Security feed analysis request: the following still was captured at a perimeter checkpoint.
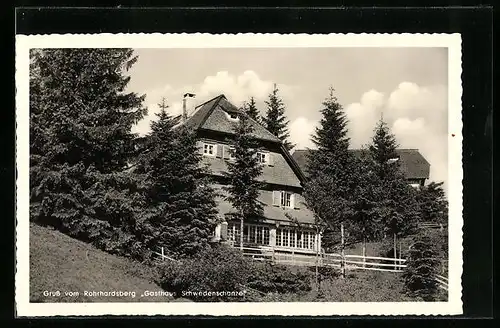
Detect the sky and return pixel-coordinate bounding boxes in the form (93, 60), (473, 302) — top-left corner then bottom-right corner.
(126, 47), (449, 192)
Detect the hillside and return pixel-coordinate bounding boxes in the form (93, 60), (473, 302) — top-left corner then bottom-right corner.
(30, 223), (190, 303)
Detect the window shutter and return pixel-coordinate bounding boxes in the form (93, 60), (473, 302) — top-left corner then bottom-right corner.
(293, 194), (300, 209)
(290, 193), (296, 209)
(215, 144), (223, 158)
(197, 141), (204, 154)
(267, 153), (274, 166)
(223, 145), (230, 159)
(272, 191), (280, 206)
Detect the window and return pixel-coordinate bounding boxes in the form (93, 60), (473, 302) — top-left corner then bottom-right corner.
(224, 110), (240, 121)
(273, 191), (296, 209)
(228, 222), (270, 246)
(257, 152), (267, 164)
(203, 143), (216, 157)
(228, 147), (236, 160)
(275, 228), (316, 250)
(281, 192), (292, 207)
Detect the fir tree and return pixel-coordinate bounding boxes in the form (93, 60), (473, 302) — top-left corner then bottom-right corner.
(349, 153), (386, 250)
(303, 87), (357, 252)
(262, 84), (295, 151)
(403, 232), (440, 301)
(140, 108), (219, 258)
(416, 181), (448, 225)
(243, 97), (260, 123)
(368, 119), (420, 241)
(223, 113), (264, 250)
(369, 119), (400, 180)
(29, 49), (147, 259)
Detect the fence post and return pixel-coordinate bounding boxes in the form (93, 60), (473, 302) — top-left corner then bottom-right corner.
(341, 222), (346, 278)
(362, 238), (366, 268)
(292, 249), (295, 265)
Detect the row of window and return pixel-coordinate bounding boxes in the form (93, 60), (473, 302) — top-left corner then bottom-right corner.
(202, 142), (272, 165)
(276, 228), (316, 250)
(226, 223), (316, 250)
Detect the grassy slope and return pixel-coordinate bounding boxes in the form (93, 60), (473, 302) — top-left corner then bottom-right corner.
(30, 223), (190, 303)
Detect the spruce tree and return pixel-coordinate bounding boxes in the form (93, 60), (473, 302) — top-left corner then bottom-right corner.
(243, 97), (260, 123)
(303, 87), (358, 252)
(262, 84), (295, 151)
(368, 119), (420, 242)
(223, 113), (264, 250)
(140, 108), (219, 258)
(416, 181), (448, 225)
(29, 49), (147, 259)
(403, 232), (440, 301)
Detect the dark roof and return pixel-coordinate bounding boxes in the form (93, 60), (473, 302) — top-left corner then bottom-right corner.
(183, 94), (280, 143)
(292, 148), (431, 180)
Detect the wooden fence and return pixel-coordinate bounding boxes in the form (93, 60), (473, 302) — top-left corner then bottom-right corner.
(152, 245), (448, 292)
(239, 245), (407, 272)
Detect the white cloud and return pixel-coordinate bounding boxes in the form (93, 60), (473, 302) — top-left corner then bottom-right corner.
(132, 70), (296, 135)
(345, 89), (385, 148)
(289, 117), (317, 151)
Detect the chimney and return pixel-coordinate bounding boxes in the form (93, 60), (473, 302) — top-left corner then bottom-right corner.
(182, 93), (196, 122)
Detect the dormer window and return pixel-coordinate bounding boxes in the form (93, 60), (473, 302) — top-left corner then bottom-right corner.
(224, 110), (240, 121)
(257, 152), (267, 164)
(387, 157), (400, 164)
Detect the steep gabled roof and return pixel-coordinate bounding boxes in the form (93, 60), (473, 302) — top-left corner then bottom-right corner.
(178, 94), (306, 184)
(183, 94), (281, 143)
(292, 148), (431, 180)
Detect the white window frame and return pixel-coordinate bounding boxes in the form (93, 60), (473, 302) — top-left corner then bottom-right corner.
(228, 146), (236, 160)
(227, 222), (270, 246)
(257, 152), (268, 164)
(203, 142), (216, 157)
(224, 111), (240, 122)
(275, 228), (316, 250)
(273, 190), (296, 209)
(281, 191), (293, 208)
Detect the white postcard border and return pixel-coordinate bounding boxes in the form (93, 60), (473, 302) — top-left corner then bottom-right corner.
(15, 33), (463, 317)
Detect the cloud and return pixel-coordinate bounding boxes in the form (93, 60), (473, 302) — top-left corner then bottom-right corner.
(345, 89), (385, 148)
(345, 82), (448, 192)
(132, 70), (296, 135)
(289, 117), (317, 150)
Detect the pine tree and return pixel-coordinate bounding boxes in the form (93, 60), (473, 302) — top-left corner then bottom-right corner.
(403, 232), (440, 301)
(223, 113), (264, 250)
(243, 97), (260, 123)
(139, 108), (219, 258)
(303, 87), (358, 252)
(29, 49), (147, 259)
(262, 84), (295, 151)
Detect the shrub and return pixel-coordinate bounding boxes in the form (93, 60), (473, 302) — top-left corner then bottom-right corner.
(402, 232), (440, 301)
(247, 262), (313, 294)
(156, 245), (252, 302)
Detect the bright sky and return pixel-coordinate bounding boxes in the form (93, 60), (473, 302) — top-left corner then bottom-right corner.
(127, 47), (448, 191)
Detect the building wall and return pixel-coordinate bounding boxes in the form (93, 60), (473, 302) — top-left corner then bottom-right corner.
(196, 137), (302, 188)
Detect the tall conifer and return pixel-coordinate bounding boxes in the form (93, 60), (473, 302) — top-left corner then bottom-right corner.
(262, 84), (295, 151)
(223, 114), (263, 250)
(30, 49), (147, 259)
(243, 97), (260, 123)
(303, 87), (357, 251)
(139, 107), (219, 258)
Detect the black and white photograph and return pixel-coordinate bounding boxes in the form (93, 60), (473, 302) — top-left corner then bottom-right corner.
(16, 34), (463, 316)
